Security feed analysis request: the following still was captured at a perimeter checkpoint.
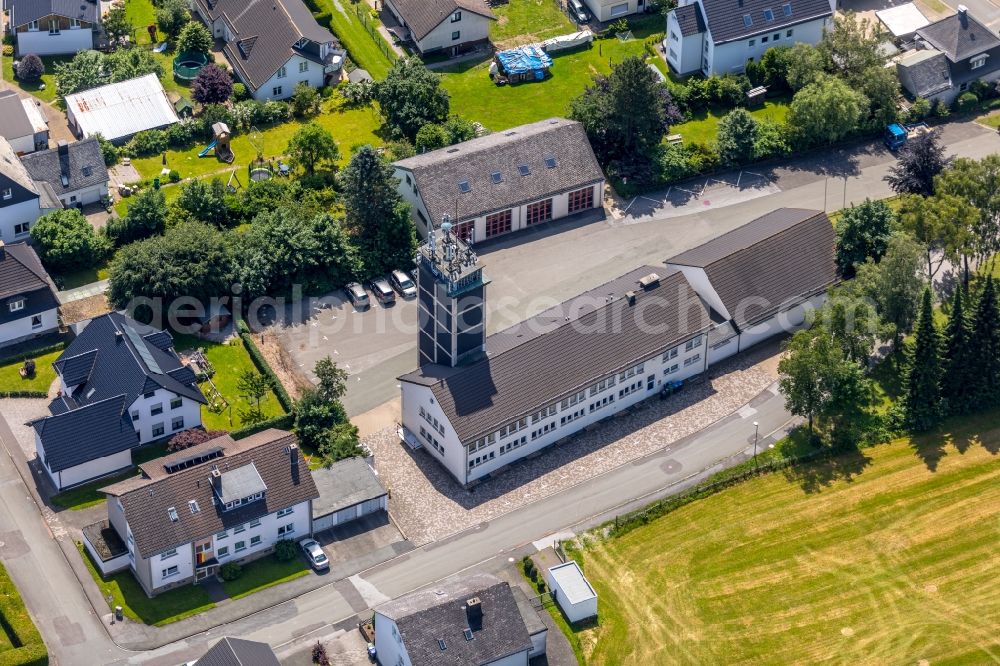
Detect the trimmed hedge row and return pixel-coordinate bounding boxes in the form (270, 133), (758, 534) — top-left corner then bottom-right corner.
(0, 562), (47, 666)
(0, 391), (47, 399)
(236, 321), (293, 413)
(231, 413), (295, 440)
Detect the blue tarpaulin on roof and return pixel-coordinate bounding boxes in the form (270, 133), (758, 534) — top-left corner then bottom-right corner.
(496, 45), (553, 76)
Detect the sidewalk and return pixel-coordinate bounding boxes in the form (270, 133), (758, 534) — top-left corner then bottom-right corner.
(58, 279), (108, 305)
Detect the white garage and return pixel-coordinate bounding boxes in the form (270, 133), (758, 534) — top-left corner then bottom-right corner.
(545, 561), (597, 623)
(311, 457), (388, 534)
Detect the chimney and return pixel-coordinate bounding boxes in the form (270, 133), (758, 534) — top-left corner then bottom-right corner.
(57, 140), (69, 156)
(958, 4), (968, 24)
(288, 443), (299, 467)
(625, 290), (637, 306)
(115, 330), (123, 343)
(465, 597), (483, 629)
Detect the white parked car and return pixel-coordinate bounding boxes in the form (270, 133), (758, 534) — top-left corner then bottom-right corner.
(299, 538), (329, 570)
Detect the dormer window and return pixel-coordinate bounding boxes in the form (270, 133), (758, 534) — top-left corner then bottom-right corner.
(9, 299), (25, 313)
(295, 37), (309, 49)
(971, 53), (989, 69)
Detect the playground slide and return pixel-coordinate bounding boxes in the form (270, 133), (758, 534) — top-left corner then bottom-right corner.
(198, 139), (218, 158)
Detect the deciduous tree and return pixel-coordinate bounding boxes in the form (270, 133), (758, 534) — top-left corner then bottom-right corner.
(897, 193), (975, 280)
(106, 47), (163, 83)
(934, 155), (1000, 275)
(16, 54), (44, 82)
(788, 76), (866, 145)
(106, 189), (168, 245)
(191, 64), (233, 105)
(852, 233), (925, 350)
(716, 108), (758, 165)
(315, 356), (348, 402)
(102, 6), (131, 45)
(286, 123), (339, 175)
(176, 21), (212, 55)
(174, 177), (231, 228)
(374, 57), (450, 141)
(835, 198), (896, 277)
(29, 209), (110, 273)
(155, 0), (189, 39)
(885, 130), (946, 196)
(55, 50), (108, 98)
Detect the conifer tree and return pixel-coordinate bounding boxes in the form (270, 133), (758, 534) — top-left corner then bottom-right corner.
(970, 276), (1000, 408)
(905, 287), (943, 430)
(942, 286), (975, 411)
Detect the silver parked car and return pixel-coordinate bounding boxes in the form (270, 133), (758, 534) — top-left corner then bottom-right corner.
(299, 538), (329, 570)
(389, 269), (417, 298)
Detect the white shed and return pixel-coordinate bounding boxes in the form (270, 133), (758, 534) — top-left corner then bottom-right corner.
(64, 74), (179, 144)
(545, 561), (597, 623)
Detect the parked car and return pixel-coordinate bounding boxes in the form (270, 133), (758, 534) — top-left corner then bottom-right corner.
(569, 0), (589, 22)
(370, 278), (396, 305)
(344, 282), (370, 310)
(389, 269), (417, 298)
(299, 538), (329, 570)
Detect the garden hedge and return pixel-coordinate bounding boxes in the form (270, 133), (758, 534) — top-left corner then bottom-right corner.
(236, 321), (293, 412)
(0, 341), (65, 367)
(230, 413), (295, 440)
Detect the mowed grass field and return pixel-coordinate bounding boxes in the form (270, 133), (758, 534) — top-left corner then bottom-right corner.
(571, 421), (1000, 665)
(491, 0), (575, 49)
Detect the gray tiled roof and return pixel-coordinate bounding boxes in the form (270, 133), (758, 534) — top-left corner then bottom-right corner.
(0, 90), (34, 142)
(400, 268), (712, 443)
(195, 0), (335, 91)
(666, 208), (837, 329)
(0, 243), (59, 327)
(0, 137), (39, 208)
(103, 429), (318, 558)
(394, 118), (604, 229)
(196, 637), (280, 666)
(698, 0), (831, 44)
(917, 11), (1000, 61)
(375, 573), (532, 666)
(8, 0), (98, 27)
(896, 49), (953, 98)
(311, 457), (387, 518)
(33, 395), (138, 473)
(674, 3), (706, 37)
(21, 138), (109, 199)
(387, 0), (495, 41)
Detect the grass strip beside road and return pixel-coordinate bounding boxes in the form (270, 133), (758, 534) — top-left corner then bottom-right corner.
(220, 554), (310, 600)
(0, 562), (47, 665)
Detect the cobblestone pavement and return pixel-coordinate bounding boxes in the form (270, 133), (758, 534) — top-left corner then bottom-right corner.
(0, 397), (50, 459)
(365, 342), (784, 546)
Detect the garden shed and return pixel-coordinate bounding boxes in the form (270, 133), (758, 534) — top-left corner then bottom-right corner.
(311, 457), (388, 533)
(64, 73), (179, 144)
(545, 561), (597, 623)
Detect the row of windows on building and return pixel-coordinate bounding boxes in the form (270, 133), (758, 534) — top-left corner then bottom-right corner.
(418, 406), (446, 437)
(136, 397), (184, 421)
(419, 424), (445, 456)
(747, 28), (794, 47)
(151, 417), (185, 438)
(25, 17), (85, 31)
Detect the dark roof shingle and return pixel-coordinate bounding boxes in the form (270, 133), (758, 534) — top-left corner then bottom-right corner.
(21, 138), (109, 198)
(666, 208), (837, 328)
(916, 10), (1000, 61)
(400, 267), (712, 443)
(387, 0), (495, 41)
(196, 637), (280, 666)
(394, 118), (604, 229)
(33, 395), (138, 472)
(106, 429), (318, 558)
(697, 0), (831, 44)
(0, 243), (58, 327)
(9, 0), (98, 27)
(375, 573), (532, 666)
(674, 3), (706, 37)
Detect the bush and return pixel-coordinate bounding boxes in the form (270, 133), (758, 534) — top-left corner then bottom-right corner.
(165, 118), (200, 147)
(29, 209), (110, 272)
(907, 97), (931, 122)
(177, 21), (212, 56)
(220, 562), (242, 581)
(236, 321), (293, 411)
(312, 641), (330, 665)
(232, 82), (249, 101)
(124, 129), (168, 157)
(16, 53), (44, 81)
(192, 64), (233, 105)
(166, 428), (227, 452)
(341, 80), (375, 107)
(290, 82), (321, 117)
(955, 91), (979, 113)
(274, 539), (297, 562)
(94, 133), (119, 167)
(933, 98), (950, 118)
(168, 169), (181, 183)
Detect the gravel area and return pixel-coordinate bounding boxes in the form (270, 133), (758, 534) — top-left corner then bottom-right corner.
(0, 397), (50, 459)
(365, 342), (784, 545)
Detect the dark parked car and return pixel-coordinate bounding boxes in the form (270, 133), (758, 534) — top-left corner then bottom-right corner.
(389, 269), (417, 298)
(370, 278), (396, 305)
(344, 282), (370, 310)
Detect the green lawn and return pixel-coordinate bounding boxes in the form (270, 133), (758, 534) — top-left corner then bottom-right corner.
(78, 542), (215, 626)
(130, 97), (382, 181)
(491, 0), (575, 48)
(2, 54), (69, 104)
(172, 335), (287, 431)
(0, 349), (60, 395)
(51, 442), (168, 511)
(317, 0), (395, 79)
(50, 263), (110, 291)
(221, 554), (310, 600)
(442, 18), (660, 131)
(125, 0), (158, 45)
(566, 416), (1000, 665)
(672, 95), (792, 145)
(0, 562), (48, 665)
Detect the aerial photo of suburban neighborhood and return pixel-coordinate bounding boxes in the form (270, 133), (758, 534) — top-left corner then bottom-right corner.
(0, 0), (999, 662)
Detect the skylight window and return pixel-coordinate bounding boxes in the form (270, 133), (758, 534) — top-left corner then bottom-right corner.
(782, 3), (792, 16)
(490, 171), (503, 184)
(544, 156), (557, 168)
(763, 8), (774, 21)
(167, 507), (178, 522)
(438, 639), (447, 651)
(189, 500), (200, 514)
(743, 14), (752, 27)
(458, 180), (471, 193)
(518, 164), (531, 176)
(464, 628), (474, 641)
(82, 166), (92, 177)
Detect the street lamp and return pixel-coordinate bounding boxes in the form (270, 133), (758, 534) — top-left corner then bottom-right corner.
(752, 421), (759, 471)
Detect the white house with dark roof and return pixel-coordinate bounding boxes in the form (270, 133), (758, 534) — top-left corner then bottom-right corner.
(92, 429), (317, 596)
(191, 0), (345, 101)
(373, 573), (546, 666)
(665, 0), (832, 76)
(7, 0), (99, 56)
(0, 136), (60, 242)
(21, 138), (109, 209)
(0, 90), (48, 155)
(398, 208), (836, 487)
(393, 117), (605, 243)
(0, 242), (60, 349)
(385, 0), (495, 57)
(30, 312), (207, 490)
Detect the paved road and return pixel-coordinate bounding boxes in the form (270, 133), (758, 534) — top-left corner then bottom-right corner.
(3, 119), (1000, 664)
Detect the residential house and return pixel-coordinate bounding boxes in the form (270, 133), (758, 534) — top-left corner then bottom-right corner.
(393, 117), (605, 242)
(6, 0), (98, 56)
(21, 138), (109, 209)
(665, 0), (832, 76)
(92, 429), (318, 596)
(195, 637), (280, 665)
(190, 0), (346, 101)
(64, 74), (179, 144)
(898, 6), (1000, 104)
(0, 136), (60, 243)
(398, 208), (836, 488)
(0, 90), (49, 154)
(384, 0), (494, 57)
(581, 0), (648, 22)
(0, 242), (60, 349)
(373, 573), (547, 666)
(31, 312), (207, 490)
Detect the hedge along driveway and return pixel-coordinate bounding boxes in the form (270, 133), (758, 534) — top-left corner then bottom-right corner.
(128, 99), (383, 182)
(316, 0), (395, 79)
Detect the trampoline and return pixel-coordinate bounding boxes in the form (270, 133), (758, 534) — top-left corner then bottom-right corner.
(173, 52), (209, 81)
